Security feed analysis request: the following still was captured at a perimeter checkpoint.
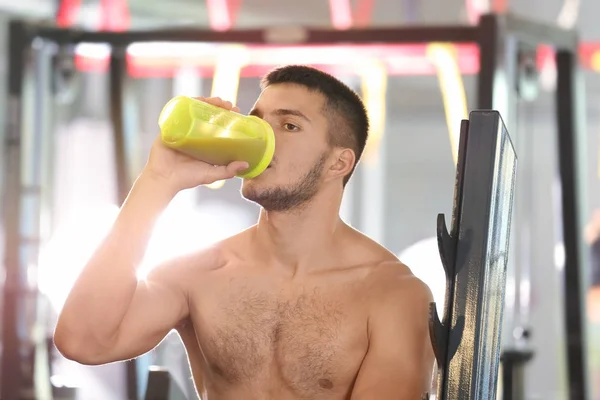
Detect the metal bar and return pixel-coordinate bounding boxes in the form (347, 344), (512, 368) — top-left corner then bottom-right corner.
(500, 41), (534, 400)
(503, 13), (577, 50)
(144, 367), (186, 400)
(109, 47), (131, 204)
(443, 111), (517, 400)
(431, 120), (470, 400)
(32, 25), (479, 45)
(501, 350), (534, 400)
(479, 14), (540, 400)
(31, 39), (55, 400)
(555, 48), (590, 400)
(476, 13), (499, 110)
(477, 13), (519, 126)
(1, 20), (31, 400)
(108, 46), (138, 400)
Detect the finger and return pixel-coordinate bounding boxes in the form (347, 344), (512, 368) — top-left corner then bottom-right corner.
(232, 106), (241, 113)
(203, 165), (234, 184)
(209, 97), (223, 105)
(226, 161), (250, 174)
(193, 96), (206, 101)
(204, 97), (235, 110)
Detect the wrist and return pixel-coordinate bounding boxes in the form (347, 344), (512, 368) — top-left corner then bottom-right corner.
(138, 169), (180, 198)
(115, 172), (177, 231)
(120, 172), (179, 216)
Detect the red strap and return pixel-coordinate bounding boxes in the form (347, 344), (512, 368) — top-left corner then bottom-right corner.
(206, 0), (243, 31)
(99, 0), (131, 31)
(56, 0), (81, 27)
(329, 0), (376, 29)
(354, 0), (375, 27)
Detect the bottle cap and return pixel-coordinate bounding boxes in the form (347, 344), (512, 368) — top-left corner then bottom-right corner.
(238, 116), (275, 178)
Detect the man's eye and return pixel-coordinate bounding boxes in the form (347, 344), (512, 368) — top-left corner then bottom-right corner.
(284, 123), (299, 132)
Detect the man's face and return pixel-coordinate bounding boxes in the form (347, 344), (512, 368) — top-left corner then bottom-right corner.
(241, 83), (331, 212)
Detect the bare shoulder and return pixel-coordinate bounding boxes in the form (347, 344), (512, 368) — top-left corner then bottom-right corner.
(365, 261), (434, 307)
(148, 245), (223, 278)
(344, 225), (400, 263)
(342, 226), (432, 301)
(145, 230), (251, 281)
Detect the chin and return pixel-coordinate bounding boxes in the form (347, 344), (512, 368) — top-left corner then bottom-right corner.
(242, 167), (272, 187)
(241, 181), (321, 213)
(241, 178), (267, 201)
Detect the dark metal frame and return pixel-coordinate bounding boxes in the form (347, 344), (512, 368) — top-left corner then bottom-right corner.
(501, 349), (535, 400)
(144, 367), (186, 400)
(476, 14), (588, 400)
(2, 20), (36, 400)
(430, 110), (518, 400)
(555, 47), (589, 400)
(1, 13), (587, 400)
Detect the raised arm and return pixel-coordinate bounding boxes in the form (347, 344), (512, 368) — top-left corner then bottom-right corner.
(54, 172), (185, 364)
(54, 98), (248, 364)
(351, 269), (435, 399)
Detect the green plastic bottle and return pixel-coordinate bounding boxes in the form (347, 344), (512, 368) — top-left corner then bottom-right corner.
(158, 96), (275, 178)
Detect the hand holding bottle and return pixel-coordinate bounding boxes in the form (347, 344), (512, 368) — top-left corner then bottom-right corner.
(144, 97), (249, 193)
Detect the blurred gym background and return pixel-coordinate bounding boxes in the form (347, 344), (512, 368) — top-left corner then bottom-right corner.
(0, 0), (599, 399)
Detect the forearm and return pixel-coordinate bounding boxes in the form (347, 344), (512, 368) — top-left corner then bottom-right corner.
(56, 172), (177, 346)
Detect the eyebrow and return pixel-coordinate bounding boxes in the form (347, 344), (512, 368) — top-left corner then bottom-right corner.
(249, 108), (311, 123)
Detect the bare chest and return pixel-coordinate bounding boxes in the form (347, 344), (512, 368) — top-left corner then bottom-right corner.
(192, 280), (368, 396)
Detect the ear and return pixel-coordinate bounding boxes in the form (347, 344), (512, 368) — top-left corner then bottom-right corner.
(327, 148), (355, 182)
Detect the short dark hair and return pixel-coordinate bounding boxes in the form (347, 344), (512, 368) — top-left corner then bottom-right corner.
(260, 65), (369, 186)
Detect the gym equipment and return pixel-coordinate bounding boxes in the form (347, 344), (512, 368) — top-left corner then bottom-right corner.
(144, 367), (187, 400)
(0, 12), (589, 400)
(430, 111), (517, 399)
(501, 349), (535, 400)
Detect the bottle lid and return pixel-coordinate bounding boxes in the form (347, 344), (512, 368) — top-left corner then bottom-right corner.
(238, 116), (276, 179)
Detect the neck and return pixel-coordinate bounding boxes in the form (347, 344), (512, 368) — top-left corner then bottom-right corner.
(253, 188), (345, 273)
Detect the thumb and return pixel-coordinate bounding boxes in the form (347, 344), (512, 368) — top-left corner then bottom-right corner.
(226, 161), (250, 175)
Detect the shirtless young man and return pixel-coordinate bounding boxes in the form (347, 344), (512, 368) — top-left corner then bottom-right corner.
(54, 65), (435, 399)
